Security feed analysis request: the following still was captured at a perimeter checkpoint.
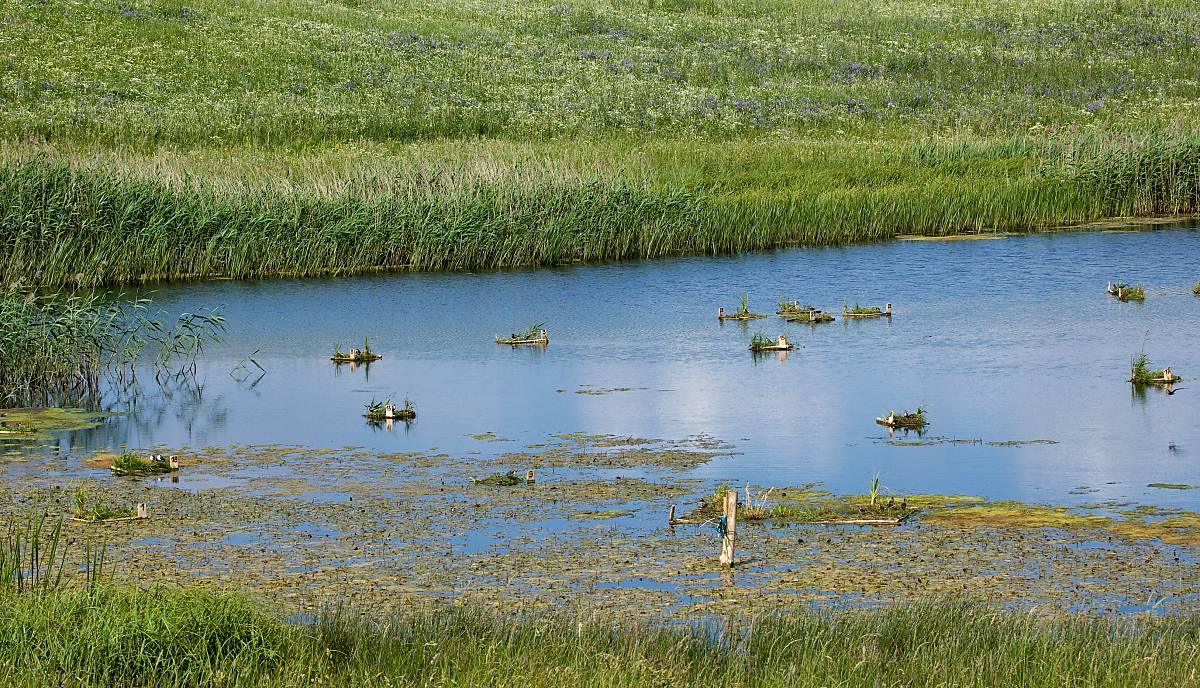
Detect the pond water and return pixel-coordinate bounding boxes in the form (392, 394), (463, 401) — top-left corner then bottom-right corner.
(49, 225), (1200, 507)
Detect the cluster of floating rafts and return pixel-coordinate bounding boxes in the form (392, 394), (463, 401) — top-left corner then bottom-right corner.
(727, 297), (892, 355)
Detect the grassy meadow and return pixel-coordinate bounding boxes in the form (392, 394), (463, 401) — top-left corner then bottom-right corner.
(0, 0), (1198, 284)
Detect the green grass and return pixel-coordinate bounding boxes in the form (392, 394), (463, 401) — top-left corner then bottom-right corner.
(0, 0), (1199, 285)
(3, 585), (1200, 687)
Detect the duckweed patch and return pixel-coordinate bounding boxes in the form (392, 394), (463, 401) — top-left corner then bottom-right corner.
(0, 407), (109, 440)
(1, 439), (1198, 619)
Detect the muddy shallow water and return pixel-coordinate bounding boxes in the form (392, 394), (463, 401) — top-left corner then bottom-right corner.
(4, 225), (1200, 617)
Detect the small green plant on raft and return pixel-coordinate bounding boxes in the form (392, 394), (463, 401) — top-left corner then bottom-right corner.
(1107, 281), (1145, 301)
(1129, 354), (1181, 385)
(110, 453), (178, 477)
(70, 484), (143, 523)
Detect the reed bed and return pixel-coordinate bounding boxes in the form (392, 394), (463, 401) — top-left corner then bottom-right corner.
(0, 285), (223, 404)
(2, 130), (1198, 287)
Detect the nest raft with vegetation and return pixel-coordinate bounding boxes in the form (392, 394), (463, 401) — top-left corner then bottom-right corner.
(718, 293), (767, 321)
(69, 485), (147, 523)
(1129, 354), (1181, 385)
(843, 303), (891, 318)
(496, 323), (549, 345)
(749, 334), (793, 351)
(685, 484), (917, 526)
(779, 301), (835, 323)
(110, 453), (178, 477)
(331, 339), (382, 363)
(1107, 281), (1145, 302)
(1192, 281), (1200, 295)
(364, 399), (416, 421)
(876, 407), (928, 429)
(471, 470), (525, 486)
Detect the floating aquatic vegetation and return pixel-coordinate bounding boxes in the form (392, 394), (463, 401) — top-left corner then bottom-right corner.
(1193, 281), (1200, 295)
(1107, 281), (1145, 301)
(1148, 483), (1199, 490)
(331, 338), (382, 363)
(877, 406), (928, 429)
(110, 453), (179, 477)
(496, 323), (548, 346)
(1129, 353), (1180, 385)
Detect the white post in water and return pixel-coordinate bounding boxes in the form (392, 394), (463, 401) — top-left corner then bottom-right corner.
(720, 489), (737, 567)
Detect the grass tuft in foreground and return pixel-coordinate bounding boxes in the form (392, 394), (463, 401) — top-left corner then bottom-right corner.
(1, 585), (1199, 687)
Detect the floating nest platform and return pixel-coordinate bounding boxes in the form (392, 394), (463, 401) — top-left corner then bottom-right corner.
(365, 408), (416, 421)
(749, 335), (793, 352)
(876, 414), (927, 429)
(332, 352), (382, 363)
(495, 335), (549, 346)
(70, 503), (148, 524)
(810, 512), (915, 526)
(1107, 282), (1145, 302)
(843, 304), (892, 319)
(718, 306), (767, 321)
(471, 470), (529, 486)
(786, 310), (835, 324)
(111, 454), (179, 477)
(1131, 374), (1182, 385)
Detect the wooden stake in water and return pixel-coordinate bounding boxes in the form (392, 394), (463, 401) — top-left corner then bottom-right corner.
(719, 489), (737, 567)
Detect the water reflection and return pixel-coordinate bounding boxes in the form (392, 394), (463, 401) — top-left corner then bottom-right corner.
(40, 225), (1200, 506)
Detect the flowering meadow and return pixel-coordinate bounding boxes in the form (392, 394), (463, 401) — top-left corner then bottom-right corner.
(0, 0), (1198, 282)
